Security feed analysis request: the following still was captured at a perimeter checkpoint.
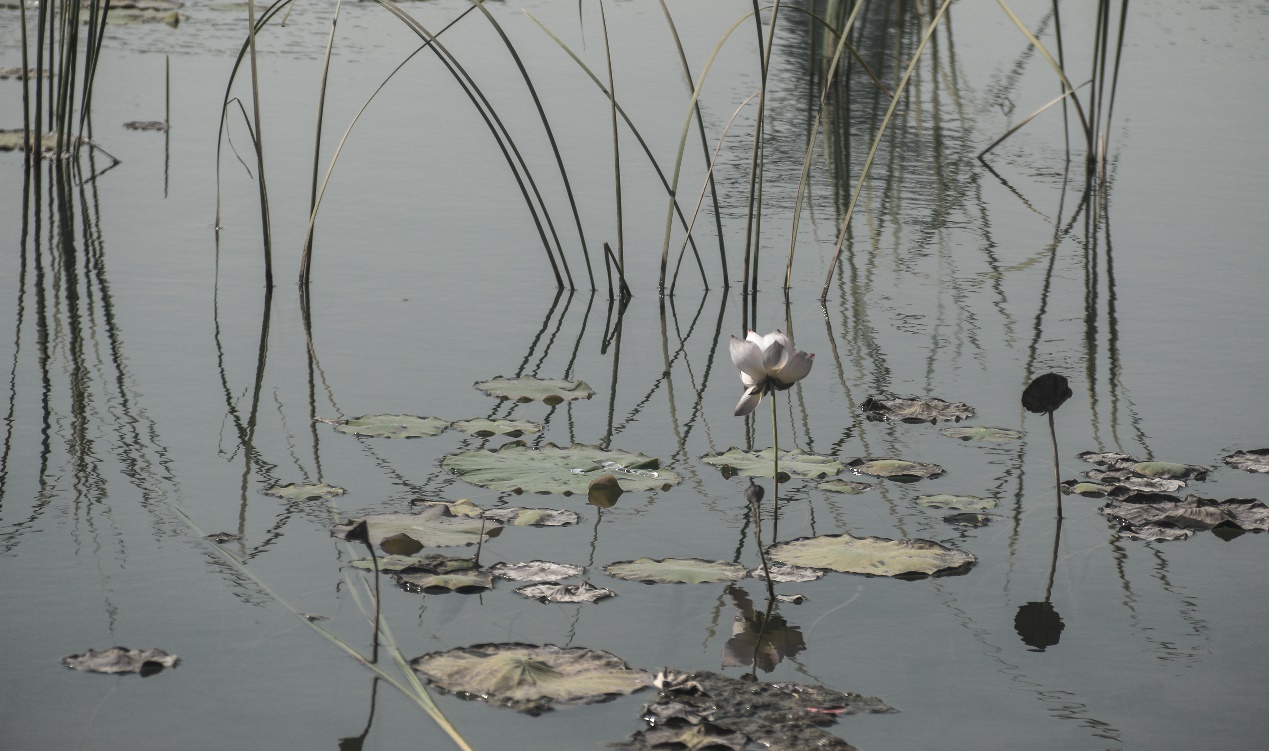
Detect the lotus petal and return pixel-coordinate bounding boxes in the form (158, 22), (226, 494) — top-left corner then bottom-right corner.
(734, 386), (763, 417)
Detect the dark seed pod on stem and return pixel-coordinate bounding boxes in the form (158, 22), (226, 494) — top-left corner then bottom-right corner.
(1022, 373), (1072, 414)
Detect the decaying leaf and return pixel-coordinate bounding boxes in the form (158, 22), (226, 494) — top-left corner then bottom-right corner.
(396, 570), (494, 594)
(1021, 373), (1072, 414)
(940, 426), (1023, 442)
(481, 507), (579, 527)
(817, 479), (873, 495)
(489, 560), (584, 582)
(944, 512), (995, 527)
(862, 396), (975, 424)
(331, 505), (500, 548)
(770, 533), (975, 578)
(749, 563), (824, 583)
(63, 647), (178, 676)
(1101, 493), (1269, 542)
(411, 643), (652, 714)
(1225, 449), (1269, 474)
(605, 558), (748, 585)
(515, 581), (616, 604)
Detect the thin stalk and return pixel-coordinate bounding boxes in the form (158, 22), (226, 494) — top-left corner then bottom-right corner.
(741, 0), (781, 300)
(978, 81), (1088, 159)
(820, 0), (954, 302)
(747, 485), (776, 602)
(770, 391), (780, 544)
(245, 0), (274, 287)
(599, 1), (623, 274)
(1049, 410), (1062, 520)
(300, 0), (341, 289)
(995, 0), (1091, 147)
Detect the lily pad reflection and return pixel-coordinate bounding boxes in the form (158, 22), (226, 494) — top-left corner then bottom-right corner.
(263, 482), (345, 501)
(940, 426), (1023, 442)
(329, 414), (448, 439)
(410, 643), (652, 715)
(443, 442), (679, 495)
(450, 418), (542, 438)
(917, 494), (996, 511)
(770, 533), (975, 578)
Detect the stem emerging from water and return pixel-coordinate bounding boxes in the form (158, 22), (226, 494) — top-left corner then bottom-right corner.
(1049, 410), (1062, 520)
(770, 391), (780, 544)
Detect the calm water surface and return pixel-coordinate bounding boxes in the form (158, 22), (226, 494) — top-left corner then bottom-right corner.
(2, 1), (1267, 749)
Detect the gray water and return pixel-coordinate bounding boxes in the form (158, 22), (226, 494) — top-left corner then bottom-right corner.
(3, 1), (1268, 749)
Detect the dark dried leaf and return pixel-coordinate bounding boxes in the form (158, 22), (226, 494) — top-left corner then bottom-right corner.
(862, 396), (975, 424)
(1021, 373), (1072, 414)
(63, 647), (178, 676)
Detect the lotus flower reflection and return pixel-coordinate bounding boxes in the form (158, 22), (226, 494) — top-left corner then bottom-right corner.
(729, 331), (814, 417)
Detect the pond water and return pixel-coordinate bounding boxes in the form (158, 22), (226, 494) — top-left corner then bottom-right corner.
(2, 1), (1268, 749)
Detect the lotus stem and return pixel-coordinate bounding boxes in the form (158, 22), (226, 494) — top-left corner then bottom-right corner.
(1049, 410), (1062, 520)
(770, 391), (779, 544)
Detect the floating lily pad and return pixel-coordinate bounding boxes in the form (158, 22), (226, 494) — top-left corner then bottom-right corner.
(1078, 451), (1136, 466)
(1086, 469), (1187, 494)
(473, 376), (595, 405)
(862, 396), (975, 424)
(380, 533), (424, 556)
(605, 558), (747, 584)
(1101, 493), (1269, 542)
(516, 581), (616, 604)
(0, 129), (83, 154)
(449, 418), (542, 438)
(63, 647), (178, 676)
(332, 506), (500, 548)
(397, 570), (494, 594)
(945, 512), (995, 527)
(622, 670), (895, 751)
(1060, 480), (1112, 497)
(410, 498), (484, 518)
(1132, 461), (1209, 480)
(917, 494), (997, 511)
(351, 553), (479, 574)
(1225, 449), (1269, 474)
(847, 457), (944, 482)
(770, 533), (975, 578)
(205, 532), (241, 544)
(700, 447), (844, 481)
(443, 442), (679, 495)
(411, 643), (652, 715)
(748, 563), (823, 583)
(489, 560), (584, 582)
(482, 507), (579, 527)
(0, 67), (47, 80)
(817, 479), (873, 495)
(263, 482), (345, 501)
(329, 414), (448, 439)
(940, 426), (1023, 442)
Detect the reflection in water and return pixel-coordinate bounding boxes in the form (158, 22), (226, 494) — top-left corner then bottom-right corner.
(721, 585), (805, 675)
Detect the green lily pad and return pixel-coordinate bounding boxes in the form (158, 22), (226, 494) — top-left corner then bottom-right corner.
(847, 457), (944, 481)
(473, 376), (595, 405)
(450, 418), (542, 438)
(410, 643), (652, 715)
(397, 570), (494, 594)
(604, 558), (748, 584)
(482, 507), (579, 527)
(817, 479), (873, 495)
(442, 442), (679, 495)
(1131, 461), (1208, 480)
(769, 533), (975, 578)
(329, 414), (448, 439)
(862, 396), (975, 424)
(263, 482), (345, 501)
(700, 447), (844, 481)
(351, 553), (480, 574)
(1061, 480), (1112, 497)
(489, 560), (584, 582)
(940, 426), (1023, 442)
(1225, 449), (1269, 473)
(516, 581), (616, 604)
(331, 506), (500, 548)
(917, 494), (997, 511)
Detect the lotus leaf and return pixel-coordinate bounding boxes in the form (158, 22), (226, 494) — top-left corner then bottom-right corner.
(940, 426), (1023, 442)
(409, 498), (484, 518)
(331, 506), (500, 548)
(817, 479), (873, 495)
(410, 643), (652, 714)
(770, 533), (975, 577)
(442, 442), (679, 495)
(380, 533), (424, 556)
(473, 376), (595, 405)
(700, 447), (844, 481)
(605, 558), (748, 584)
(449, 418), (542, 438)
(847, 457), (944, 481)
(1086, 469), (1187, 494)
(330, 414), (448, 439)
(1225, 449), (1269, 473)
(489, 560), (585, 582)
(515, 581), (616, 604)
(263, 482), (345, 501)
(861, 396), (975, 423)
(1132, 461), (1209, 480)
(749, 563), (823, 583)
(63, 647), (178, 676)
(351, 553), (479, 574)
(205, 532), (241, 543)
(945, 512), (995, 527)
(918, 494), (997, 511)
(1060, 480), (1112, 497)
(482, 507), (579, 527)
(623, 670), (895, 751)
(1078, 451), (1137, 466)
(1101, 493), (1269, 541)
(397, 570), (494, 594)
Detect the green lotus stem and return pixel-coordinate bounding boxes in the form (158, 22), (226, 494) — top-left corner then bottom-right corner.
(771, 392), (779, 544)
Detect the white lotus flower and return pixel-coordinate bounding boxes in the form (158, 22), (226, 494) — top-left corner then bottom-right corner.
(729, 330), (814, 417)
